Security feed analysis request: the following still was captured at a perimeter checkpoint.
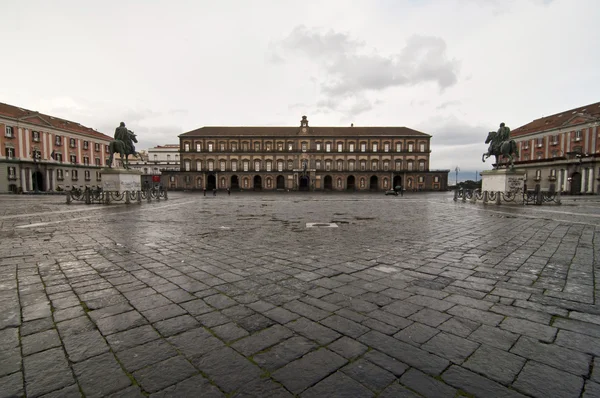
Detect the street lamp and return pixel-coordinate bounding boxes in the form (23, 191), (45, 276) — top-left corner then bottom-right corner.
(454, 166), (460, 186)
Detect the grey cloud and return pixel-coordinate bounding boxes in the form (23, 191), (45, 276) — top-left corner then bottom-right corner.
(417, 116), (490, 146)
(272, 26), (459, 115)
(436, 100), (461, 110)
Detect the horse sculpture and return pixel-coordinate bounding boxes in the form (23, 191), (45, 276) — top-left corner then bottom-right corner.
(482, 129), (519, 169)
(107, 130), (140, 169)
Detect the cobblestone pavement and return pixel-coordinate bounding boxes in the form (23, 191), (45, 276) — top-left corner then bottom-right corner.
(1, 191), (600, 397)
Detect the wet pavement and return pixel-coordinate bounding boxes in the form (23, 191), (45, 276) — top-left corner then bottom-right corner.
(1, 191), (599, 397)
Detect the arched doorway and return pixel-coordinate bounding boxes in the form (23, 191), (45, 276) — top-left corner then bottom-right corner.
(254, 175), (262, 190)
(231, 175), (239, 190)
(32, 171), (44, 192)
(299, 176), (309, 191)
(347, 175), (355, 191)
(570, 172), (582, 195)
(393, 175), (403, 190)
(207, 174), (216, 190)
(370, 175), (378, 191)
(324, 175), (333, 190)
(276, 175), (285, 189)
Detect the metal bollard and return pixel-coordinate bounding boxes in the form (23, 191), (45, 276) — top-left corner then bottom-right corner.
(496, 191), (501, 205)
(483, 191), (488, 204)
(66, 192), (71, 204)
(453, 190), (458, 201)
(137, 191), (142, 204)
(125, 191), (131, 204)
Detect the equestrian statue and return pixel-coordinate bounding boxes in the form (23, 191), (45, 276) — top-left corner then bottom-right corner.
(482, 122), (519, 169)
(108, 122), (140, 169)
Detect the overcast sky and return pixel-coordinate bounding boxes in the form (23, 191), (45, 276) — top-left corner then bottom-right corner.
(1, 0), (599, 171)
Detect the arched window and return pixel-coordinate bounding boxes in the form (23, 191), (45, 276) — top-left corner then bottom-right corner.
(255, 160), (261, 171)
(277, 160), (283, 172)
(243, 160), (249, 171)
(360, 160), (366, 171)
(231, 160), (237, 172)
(348, 160), (355, 171)
(383, 161), (389, 171)
(196, 160), (202, 171)
(337, 160), (343, 171)
(371, 160), (378, 171)
(266, 160), (272, 171)
(184, 160), (190, 171)
(208, 160), (214, 171)
(325, 160), (332, 171)
(220, 160), (226, 171)
(407, 160), (414, 171)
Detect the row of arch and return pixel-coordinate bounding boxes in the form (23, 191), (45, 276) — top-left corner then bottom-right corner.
(183, 175), (417, 190)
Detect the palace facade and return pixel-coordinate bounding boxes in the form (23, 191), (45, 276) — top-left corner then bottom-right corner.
(511, 101), (600, 194)
(162, 116), (449, 192)
(0, 102), (113, 193)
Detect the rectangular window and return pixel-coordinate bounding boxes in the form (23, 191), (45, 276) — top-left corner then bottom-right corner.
(5, 126), (14, 138)
(288, 160), (293, 170)
(208, 143), (213, 152)
(196, 143), (201, 151)
(83, 141), (89, 149)
(70, 138), (76, 148)
(550, 169), (556, 177)
(384, 143), (389, 152)
(325, 161), (331, 171)
(266, 161), (272, 171)
(231, 143), (237, 152)
(278, 142), (283, 151)
(326, 143), (331, 152)
(536, 138), (543, 147)
(243, 161), (249, 171)
(184, 143), (190, 151)
(255, 161), (260, 172)
(420, 143), (425, 152)
(57, 169), (64, 180)
(105, 145), (110, 154)
(372, 143), (378, 152)
(84, 170), (91, 181)
(316, 160), (321, 170)
(349, 143), (354, 152)
(337, 143), (343, 152)
(220, 161), (225, 171)
(288, 143), (293, 151)
(70, 155), (77, 164)
(208, 161), (214, 171)
(96, 171), (101, 181)
(83, 156), (89, 165)
(349, 162), (354, 171)
(32, 131), (40, 142)
(231, 161), (237, 171)
(396, 143), (402, 152)
(408, 143), (413, 152)
(277, 161), (283, 172)
(5, 147), (15, 158)
(575, 130), (582, 141)
(55, 153), (63, 162)
(434, 176), (439, 183)
(72, 170), (78, 180)
(95, 158), (101, 166)
(266, 143), (272, 151)
(184, 160), (190, 171)
(360, 161), (366, 171)
(383, 161), (389, 171)
(55, 136), (62, 146)
(408, 161), (413, 171)
(95, 143), (100, 151)
(316, 143), (321, 151)
(302, 142), (307, 152)
(395, 161), (402, 171)
(167, 155), (171, 161)
(361, 143), (366, 152)
(7, 166), (16, 179)
(418, 176), (424, 183)
(220, 143), (225, 151)
(243, 142), (248, 151)
(254, 142), (260, 151)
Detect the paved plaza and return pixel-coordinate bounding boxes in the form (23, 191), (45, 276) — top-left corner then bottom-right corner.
(1, 191), (600, 398)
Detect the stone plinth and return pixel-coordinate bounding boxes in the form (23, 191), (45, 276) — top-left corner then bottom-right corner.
(101, 168), (142, 192)
(481, 169), (525, 193)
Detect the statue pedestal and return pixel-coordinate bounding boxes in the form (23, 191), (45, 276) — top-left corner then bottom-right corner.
(101, 168), (142, 192)
(481, 169), (525, 193)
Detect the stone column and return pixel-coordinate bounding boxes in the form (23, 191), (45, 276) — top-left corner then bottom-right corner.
(46, 169), (51, 191)
(588, 168), (594, 193)
(581, 169), (587, 194)
(27, 168), (33, 191)
(20, 168), (27, 192)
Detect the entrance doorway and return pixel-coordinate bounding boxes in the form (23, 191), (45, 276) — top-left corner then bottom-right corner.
(570, 172), (582, 194)
(323, 175), (333, 190)
(231, 175), (239, 190)
(369, 175), (378, 191)
(207, 174), (216, 190)
(276, 175), (285, 190)
(347, 175), (355, 191)
(32, 171), (44, 192)
(254, 175), (262, 190)
(393, 175), (403, 190)
(299, 176), (309, 191)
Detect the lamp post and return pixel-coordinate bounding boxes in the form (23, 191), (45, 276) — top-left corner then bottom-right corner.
(32, 150), (41, 193)
(454, 166), (460, 186)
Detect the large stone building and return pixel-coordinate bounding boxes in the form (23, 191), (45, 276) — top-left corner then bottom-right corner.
(511, 101), (600, 194)
(127, 144), (180, 187)
(162, 116), (449, 191)
(0, 102), (113, 193)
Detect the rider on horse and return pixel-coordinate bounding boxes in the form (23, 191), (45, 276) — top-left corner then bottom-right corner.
(483, 122), (519, 169)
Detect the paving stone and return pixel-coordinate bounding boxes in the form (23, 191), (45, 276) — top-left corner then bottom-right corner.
(272, 348), (347, 394)
(38, 384), (81, 398)
(445, 294), (493, 310)
(394, 322), (439, 346)
(368, 309), (413, 329)
(167, 327), (224, 358)
(95, 310), (147, 335)
(364, 350), (408, 377)
(405, 295), (455, 312)
(362, 318), (398, 334)
(196, 311), (231, 327)
(129, 294), (172, 312)
(283, 300), (330, 321)
(286, 317), (341, 345)
(20, 317), (54, 336)
(53, 306), (85, 323)
(134, 355), (197, 393)
(221, 304), (255, 321)
(192, 346), (262, 393)
(513, 361), (584, 398)
(237, 313), (276, 333)
(204, 294), (237, 309)
(116, 339), (177, 372)
(328, 336), (368, 359)
(464, 344), (526, 384)
(447, 305), (504, 326)
(400, 368), (457, 397)
(556, 329), (600, 356)
(231, 324), (293, 356)
(0, 371), (23, 398)
(142, 303), (186, 323)
(421, 332), (480, 363)
(553, 318), (600, 338)
(263, 306), (300, 324)
(150, 374), (223, 398)
(489, 303), (552, 324)
(56, 316), (96, 337)
(23, 347), (74, 398)
(73, 352), (131, 397)
(231, 377), (292, 398)
(320, 314), (369, 338)
(360, 331), (449, 375)
(105, 385), (146, 398)
(212, 322), (250, 342)
(21, 328), (61, 356)
(408, 307), (451, 327)
(468, 324), (520, 350)
(442, 365), (527, 398)
(106, 325), (161, 352)
(500, 317), (557, 343)
(511, 336), (591, 376)
(379, 382), (421, 398)
(252, 336), (317, 371)
(382, 301), (423, 317)
(341, 359), (396, 392)
(63, 329), (109, 362)
(300, 372), (372, 398)
(583, 380), (600, 398)
(22, 302), (52, 322)
(247, 300), (276, 313)
(87, 302), (134, 322)
(153, 314), (200, 337)
(439, 316), (480, 337)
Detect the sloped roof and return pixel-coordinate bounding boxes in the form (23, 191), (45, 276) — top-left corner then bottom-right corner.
(0, 102), (112, 141)
(180, 126), (430, 138)
(511, 101), (600, 137)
